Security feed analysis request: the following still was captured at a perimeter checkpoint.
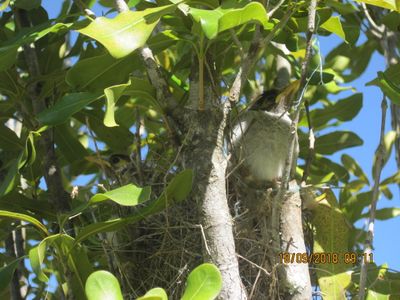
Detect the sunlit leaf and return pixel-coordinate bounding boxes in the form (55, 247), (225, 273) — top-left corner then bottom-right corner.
(90, 184), (151, 206)
(77, 5), (176, 58)
(181, 263), (222, 300)
(189, 2), (271, 39)
(0, 210), (49, 236)
(85, 270), (123, 300)
(137, 287), (168, 300)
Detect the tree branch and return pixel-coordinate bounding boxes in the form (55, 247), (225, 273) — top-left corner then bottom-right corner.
(358, 96), (387, 299)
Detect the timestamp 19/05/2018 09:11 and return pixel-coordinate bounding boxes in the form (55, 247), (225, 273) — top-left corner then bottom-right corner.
(278, 252), (374, 265)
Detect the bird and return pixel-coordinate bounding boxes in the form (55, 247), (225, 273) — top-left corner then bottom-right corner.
(230, 89), (298, 188)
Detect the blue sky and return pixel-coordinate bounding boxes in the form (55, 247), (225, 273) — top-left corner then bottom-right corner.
(41, 0), (399, 270)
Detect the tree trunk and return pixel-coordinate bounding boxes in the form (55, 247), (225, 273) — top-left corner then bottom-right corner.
(183, 76), (247, 299)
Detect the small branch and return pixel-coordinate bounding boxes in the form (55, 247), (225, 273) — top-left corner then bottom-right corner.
(301, 101), (315, 183)
(73, 0), (96, 19)
(360, 3), (384, 38)
(267, 0), (285, 18)
(229, 8), (293, 103)
(114, 0), (129, 12)
(272, 0), (316, 240)
(135, 108), (144, 185)
(358, 96), (388, 299)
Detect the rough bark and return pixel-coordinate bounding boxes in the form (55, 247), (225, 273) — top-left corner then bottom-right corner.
(280, 181), (312, 299)
(183, 73), (247, 299)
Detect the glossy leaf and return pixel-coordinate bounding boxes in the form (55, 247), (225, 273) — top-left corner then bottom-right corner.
(66, 53), (142, 92)
(29, 234), (92, 298)
(103, 81), (131, 127)
(0, 210), (49, 236)
(354, 0), (399, 12)
(341, 154), (369, 185)
(300, 94), (363, 130)
(189, 2), (271, 39)
(315, 131), (363, 155)
(76, 169), (193, 243)
(181, 263), (222, 300)
(90, 184), (151, 206)
(0, 22), (71, 71)
(37, 93), (102, 126)
(321, 16), (346, 42)
(77, 5), (176, 58)
(137, 287), (168, 300)
(367, 65), (400, 105)
(85, 270), (123, 300)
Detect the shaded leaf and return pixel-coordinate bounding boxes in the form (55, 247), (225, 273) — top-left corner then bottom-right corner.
(37, 93), (102, 126)
(66, 53), (142, 92)
(0, 210), (49, 237)
(0, 257), (25, 293)
(315, 131), (363, 155)
(341, 154), (369, 185)
(367, 65), (400, 105)
(312, 190), (351, 300)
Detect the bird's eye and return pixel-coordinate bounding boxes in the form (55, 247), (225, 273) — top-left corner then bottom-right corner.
(110, 156), (120, 164)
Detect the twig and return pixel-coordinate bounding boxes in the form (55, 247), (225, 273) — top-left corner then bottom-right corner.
(134, 108), (144, 185)
(358, 96), (388, 299)
(267, 0), (285, 18)
(113, 0), (181, 146)
(229, 8), (293, 103)
(272, 0), (317, 257)
(73, 0), (96, 19)
(237, 253), (270, 276)
(301, 101), (315, 183)
(360, 3), (384, 38)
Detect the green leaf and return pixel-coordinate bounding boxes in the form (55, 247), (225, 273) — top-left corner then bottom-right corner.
(367, 65), (400, 105)
(37, 93), (102, 126)
(90, 184), (151, 206)
(307, 71), (335, 85)
(14, 0), (41, 10)
(76, 169), (193, 243)
(0, 0), (10, 10)
(321, 16), (346, 42)
(66, 53), (142, 92)
(300, 93), (362, 130)
(0, 158), (19, 197)
(77, 5), (176, 58)
(381, 11), (400, 31)
(104, 80), (131, 127)
(137, 287), (168, 300)
(0, 210), (49, 236)
(361, 207), (400, 220)
(85, 270), (123, 300)
(354, 0), (400, 12)
(312, 190), (351, 300)
(189, 2), (271, 40)
(0, 257), (25, 293)
(0, 125), (24, 151)
(373, 131), (397, 176)
(0, 22), (71, 71)
(341, 154), (369, 185)
(29, 234), (92, 298)
(54, 124), (90, 164)
(315, 131), (363, 155)
(182, 263), (222, 300)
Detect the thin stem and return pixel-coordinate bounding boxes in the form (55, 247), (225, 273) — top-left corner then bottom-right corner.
(358, 96), (388, 299)
(272, 0), (317, 255)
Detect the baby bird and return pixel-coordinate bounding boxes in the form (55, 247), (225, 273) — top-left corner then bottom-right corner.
(231, 90), (298, 187)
